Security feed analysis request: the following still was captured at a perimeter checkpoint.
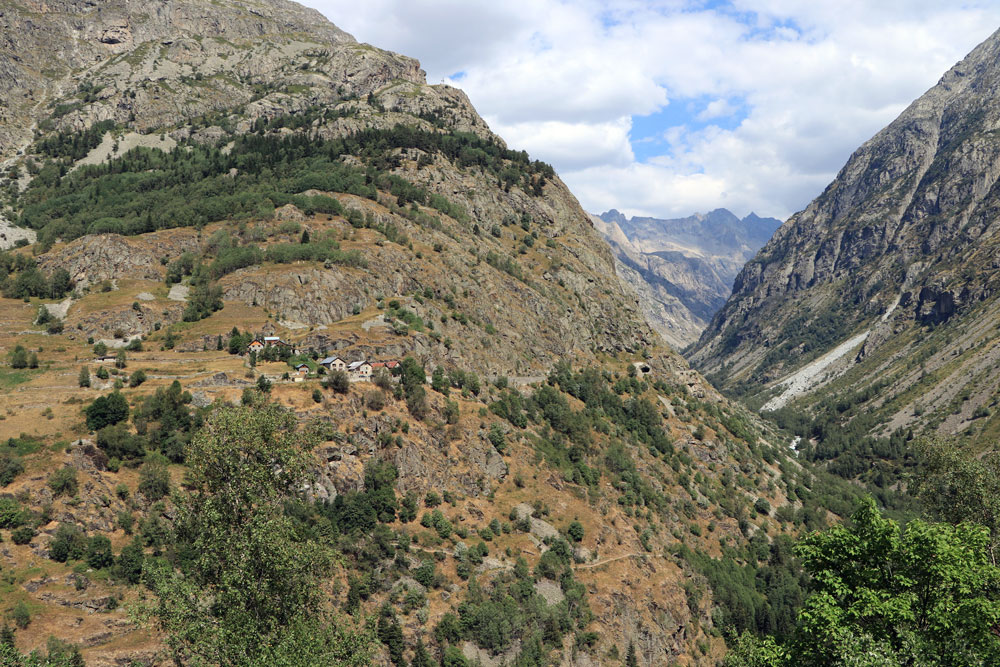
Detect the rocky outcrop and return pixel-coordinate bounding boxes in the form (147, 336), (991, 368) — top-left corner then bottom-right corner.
(39, 231), (200, 288)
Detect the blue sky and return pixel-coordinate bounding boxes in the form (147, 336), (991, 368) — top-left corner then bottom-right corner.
(304, 0), (1000, 221)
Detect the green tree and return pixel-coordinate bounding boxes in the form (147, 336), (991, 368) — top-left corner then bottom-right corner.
(78, 366), (90, 388)
(114, 538), (145, 584)
(129, 369), (147, 387)
(326, 370), (349, 394)
(138, 457), (170, 501)
(8, 345), (28, 369)
(792, 498), (1000, 666)
(722, 632), (789, 667)
(377, 604), (404, 665)
(146, 404), (374, 666)
(914, 439), (1000, 564)
(625, 643), (638, 667)
(410, 638), (437, 667)
(48, 466), (78, 498)
(85, 535), (114, 569)
(84, 391), (129, 431)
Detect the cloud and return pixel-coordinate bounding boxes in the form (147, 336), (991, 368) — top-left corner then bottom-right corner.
(304, 1), (1000, 220)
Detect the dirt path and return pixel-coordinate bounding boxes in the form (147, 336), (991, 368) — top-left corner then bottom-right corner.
(575, 553), (644, 569)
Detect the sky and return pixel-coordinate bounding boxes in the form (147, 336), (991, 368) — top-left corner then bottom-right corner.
(301, 0), (1000, 221)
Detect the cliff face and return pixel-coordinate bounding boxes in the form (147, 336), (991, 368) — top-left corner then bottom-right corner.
(593, 209), (780, 349)
(688, 27), (1000, 441)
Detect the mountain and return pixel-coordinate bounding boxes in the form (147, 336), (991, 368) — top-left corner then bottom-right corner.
(0, 2), (844, 665)
(592, 209), (781, 348)
(689, 27), (1000, 474)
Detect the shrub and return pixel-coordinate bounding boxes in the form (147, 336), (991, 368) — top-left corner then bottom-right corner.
(567, 521), (585, 542)
(326, 370), (349, 394)
(754, 498), (772, 516)
(96, 424), (146, 461)
(48, 466), (78, 498)
(128, 369), (147, 387)
(487, 424), (506, 453)
(114, 538), (145, 584)
(8, 345), (28, 369)
(0, 497), (26, 529)
(365, 390), (386, 410)
(11, 601), (29, 629)
(138, 458), (170, 501)
(0, 453), (24, 487)
(86, 535), (114, 569)
(11, 525), (36, 545)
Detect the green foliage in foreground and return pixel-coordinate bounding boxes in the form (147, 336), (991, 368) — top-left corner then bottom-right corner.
(145, 404), (375, 666)
(725, 499), (1000, 667)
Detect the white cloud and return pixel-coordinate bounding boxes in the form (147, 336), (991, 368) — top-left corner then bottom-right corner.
(304, 1), (1000, 220)
(492, 118), (635, 172)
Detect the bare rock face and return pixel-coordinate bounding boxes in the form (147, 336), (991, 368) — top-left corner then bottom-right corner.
(690, 27), (1000, 416)
(39, 231), (200, 288)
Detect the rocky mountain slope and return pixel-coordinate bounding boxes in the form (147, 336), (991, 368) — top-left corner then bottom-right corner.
(592, 209), (780, 349)
(689, 27), (1000, 472)
(0, 2), (855, 666)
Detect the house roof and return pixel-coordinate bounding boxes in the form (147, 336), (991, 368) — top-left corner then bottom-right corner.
(319, 356), (342, 365)
(263, 336), (281, 342)
(295, 363), (310, 369)
(371, 360), (400, 369)
(347, 360), (370, 370)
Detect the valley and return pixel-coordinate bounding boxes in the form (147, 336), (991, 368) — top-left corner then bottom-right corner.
(0, 1), (998, 666)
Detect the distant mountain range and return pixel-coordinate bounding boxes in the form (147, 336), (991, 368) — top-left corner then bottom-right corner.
(591, 208), (782, 349)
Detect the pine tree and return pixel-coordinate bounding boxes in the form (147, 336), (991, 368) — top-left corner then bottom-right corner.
(0, 624), (14, 648)
(626, 642), (638, 667)
(78, 366), (91, 388)
(411, 638), (437, 667)
(377, 604), (405, 665)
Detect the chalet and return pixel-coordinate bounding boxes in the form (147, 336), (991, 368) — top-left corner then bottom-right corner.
(347, 360), (373, 381)
(264, 336), (296, 351)
(371, 360), (400, 371)
(319, 356), (347, 372)
(247, 339), (265, 354)
(294, 363), (310, 377)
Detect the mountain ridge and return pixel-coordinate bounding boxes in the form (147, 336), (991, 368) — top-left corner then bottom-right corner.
(592, 208), (781, 348)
